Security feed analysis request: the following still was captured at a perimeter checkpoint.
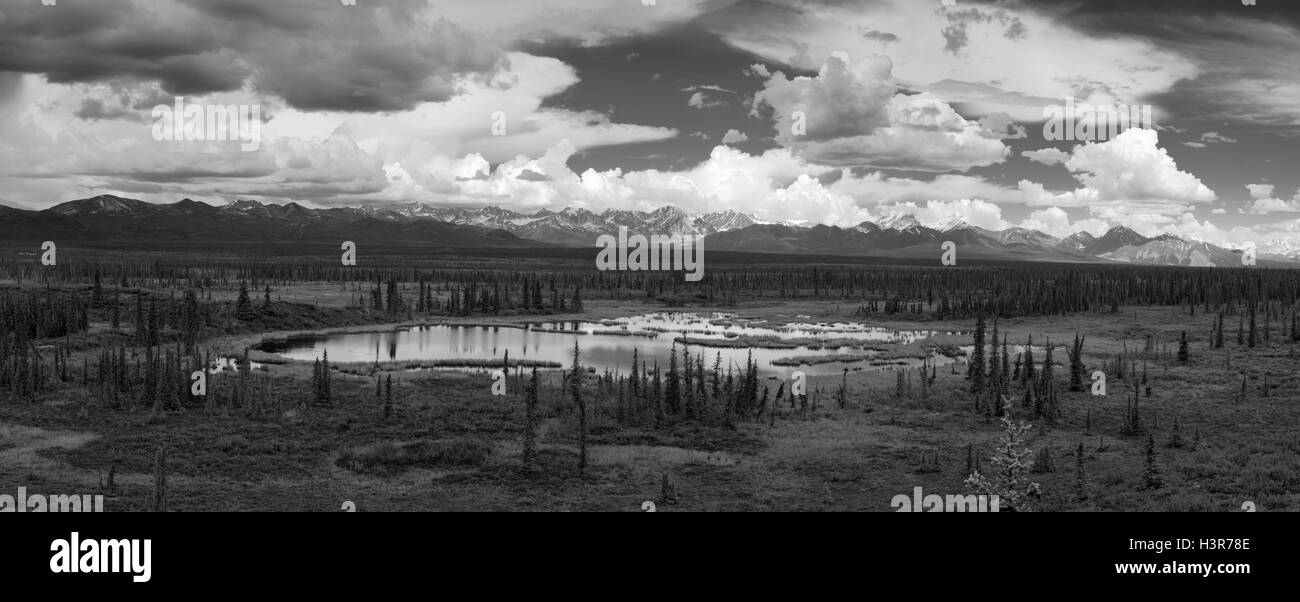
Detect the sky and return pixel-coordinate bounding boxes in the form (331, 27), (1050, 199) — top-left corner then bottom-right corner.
(1, 0), (1300, 249)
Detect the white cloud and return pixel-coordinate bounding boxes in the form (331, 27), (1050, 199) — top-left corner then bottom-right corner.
(829, 171), (1026, 207)
(380, 142), (870, 226)
(1015, 129), (1217, 218)
(1018, 207), (1112, 238)
(1248, 184), (1275, 200)
(721, 129), (749, 144)
(688, 92), (728, 109)
(1245, 183), (1300, 214)
(434, 0), (715, 47)
(711, 0), (1197, 123)
(753, 55), (1008, 171)
(1200, 131), (1237, 144)
(0, 53), (677, 207)
(1247, 198), (1300, 214)
(869, 198), (1111, 238)
(1066, 129), (1216, 204)
(1021, 147), (1069, 165)
(874, 198), (1008, 231)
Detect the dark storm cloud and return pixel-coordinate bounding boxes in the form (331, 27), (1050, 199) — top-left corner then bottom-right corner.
(223, 181), (390, 201)
(99, 180), (173, 196)
(0, 0), (502, 112)
(516, 169), (550, 182)
(525, 25), (796, 172)
(73, 98), (144, 122)
(0, 73), (24, 105)
(941, 8), (1027, 54)
(84, 165), (278, 184)
(860, 29), (899, 43)
(1006, 0), (1300, 24)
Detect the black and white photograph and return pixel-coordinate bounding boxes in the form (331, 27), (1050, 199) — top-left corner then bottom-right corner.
(0, 0), (1295, 559)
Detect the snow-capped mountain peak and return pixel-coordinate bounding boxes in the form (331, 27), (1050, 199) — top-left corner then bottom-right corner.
(877, 213), (922, 231)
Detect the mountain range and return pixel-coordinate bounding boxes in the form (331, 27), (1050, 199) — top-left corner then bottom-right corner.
(406, 201), (1282, 267)
(0, 195), (1294, 267)
(0, 195), (534, 248)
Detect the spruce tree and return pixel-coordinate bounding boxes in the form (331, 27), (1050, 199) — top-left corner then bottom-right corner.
(987, 319), (1000, 393)
(665, 343), (681, 414)
(1023, 335), (1036, 383)
(1214, 312), (1225, 348)
(629, 348), (640, 398)
(384, 374), (393, 419)
(1074, 442), (1088, 501)
(1142, 433), (1163, 489)
(964, 410), (1042, 512)
(571, 341), (587, 474)
(969, 315), (986, 394)
(235, 281), (252, 320)
(523, 368), (539, 471)
(1035, 339), (1058, 422)
(151, 446), (168, 512)
(1248, 304), (1257, 348)
(711, 352), (722, 402)
(1068, 333), (1086, 392)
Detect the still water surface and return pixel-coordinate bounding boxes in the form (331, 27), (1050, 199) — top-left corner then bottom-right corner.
(257, 312), (957, 378)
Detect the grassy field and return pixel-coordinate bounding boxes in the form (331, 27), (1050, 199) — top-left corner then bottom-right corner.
(2, 283), (1297, 512)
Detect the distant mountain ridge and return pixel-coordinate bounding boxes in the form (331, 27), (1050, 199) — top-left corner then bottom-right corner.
(0, 195), (1290, 267)
(366, 202), (760, 247)
(335, 202), (1300, 267)
(0, 195), (537, 247)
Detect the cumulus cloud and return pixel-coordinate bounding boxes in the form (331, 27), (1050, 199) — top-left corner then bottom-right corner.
(707, 0), (1197, 123)
(0, 52), (677, 207)
(1017, 207), (1112, 238)
(875, 198), (1009, 231)
(940, 6), (1027, 55)
(1065, 129), (1216, 204)
(1248, 184), (1275, 200)
(397, 143), (869, 226)
(1021, 147), (1069, 165)
(1015, 129), (1217, 220)
(721, 129), (749, 144)
(1180, 132), (1232, 150)
(828, 171), (1026, 207)
(1199, 131), (1237, 144)
(978, 113), (1027, 140)
(0, 0), (503, 113)
(0, 0), (723, 114)
(753, 54), (1009, 171)
(1245, 183), (1300, 214)
(869, 198), (1111, 239)
(688, 92), (729, 109)
(860, 28), (900, 44)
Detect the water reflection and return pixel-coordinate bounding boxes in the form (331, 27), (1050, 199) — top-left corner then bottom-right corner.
(257, 312), (955, 378)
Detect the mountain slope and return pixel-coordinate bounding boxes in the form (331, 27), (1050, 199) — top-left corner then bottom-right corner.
(7, 198), (1295, 267)
(0, 196), (540, 247)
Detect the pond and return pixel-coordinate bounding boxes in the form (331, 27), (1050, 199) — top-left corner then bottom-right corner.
(255, 312), (960, 379)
